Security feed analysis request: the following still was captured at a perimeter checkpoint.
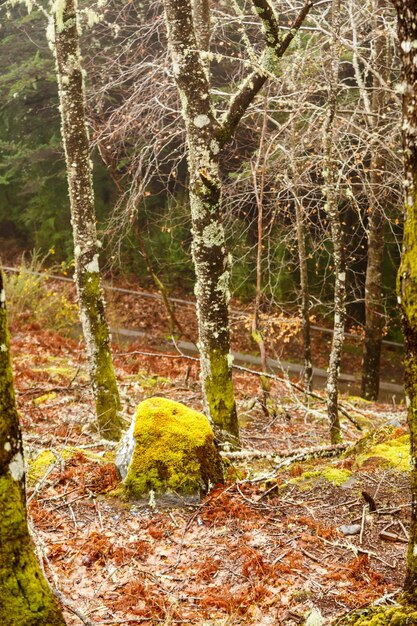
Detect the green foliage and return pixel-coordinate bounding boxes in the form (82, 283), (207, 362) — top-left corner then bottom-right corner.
(0, 4), (118, 261)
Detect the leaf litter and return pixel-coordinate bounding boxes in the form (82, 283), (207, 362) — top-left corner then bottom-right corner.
(9, 317), (409, 626)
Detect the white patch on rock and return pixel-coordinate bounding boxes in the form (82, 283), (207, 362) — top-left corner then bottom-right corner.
(9, 452), (24, 481)
(0, 289), (6, 303)
(193, 114), (210, 128)
(4, 442), (11, 451)
(305, 607), (325, 626)
(115, 416), (136, 480)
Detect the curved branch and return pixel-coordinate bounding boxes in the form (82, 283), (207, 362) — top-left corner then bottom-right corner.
(217, 0), (315, 147)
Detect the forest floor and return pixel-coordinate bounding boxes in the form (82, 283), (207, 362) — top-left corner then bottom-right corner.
(10, 302), (410, 626)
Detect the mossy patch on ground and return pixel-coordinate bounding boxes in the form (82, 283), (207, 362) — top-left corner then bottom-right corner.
(343, 426), (410, 472)
(27, 447), (108, 486)
(32, 391), (57, 406)
(119, 397), (224, 499)
(335, 605), (417, 625)
(299, 467), (352, 486)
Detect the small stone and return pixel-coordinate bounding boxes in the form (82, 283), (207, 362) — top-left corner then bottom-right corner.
(339, 524), (361, 536)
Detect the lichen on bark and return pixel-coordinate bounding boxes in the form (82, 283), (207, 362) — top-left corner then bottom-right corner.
(52, 0), (122, 440)
(391, 0), (417, 600)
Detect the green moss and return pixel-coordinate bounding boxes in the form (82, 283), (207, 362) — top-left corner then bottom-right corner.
(0, 476), (66, 625)
(355, 435), (410, 472)
(81, 271), (122, 441)
(294, 467), (352, 488)
(27, 446), (108, 486)
(123, 397), (223, 498)
(204, 349), (239, 442)
(31, 359), (78, 380)
(337, 605), (417, 625)
(27, 450), (58, 485)
(346, 395), (372, 405)
(32, 392), (57, 406)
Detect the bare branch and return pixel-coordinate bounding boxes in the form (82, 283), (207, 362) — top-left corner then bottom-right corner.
(217, 0), (314, 146)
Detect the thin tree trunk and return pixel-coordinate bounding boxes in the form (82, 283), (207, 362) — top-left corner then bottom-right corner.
(53, 0), (122, 440)
(323, 0), (345, 444)
(361, 0), (389, 401)
(251, 92), (271, 411)
(295, 195), (313, 393)
(289, 112), (313, 394)
(0, 271), (67, 626)
(391, 0), (417, 597)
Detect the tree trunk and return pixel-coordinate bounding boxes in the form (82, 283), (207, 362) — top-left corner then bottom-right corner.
(0, 271), (67, 626)
(53, 0), (122, 440)
(162, 0), (313, 443)
(162, 0), (238, 443)
(295, 195), (313, 393)
(323, 0), (345, 444)
(392, 0), (417, 598)
(361, 0), (389, 401)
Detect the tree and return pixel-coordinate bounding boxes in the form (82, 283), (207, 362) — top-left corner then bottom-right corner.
(52, 0), (123, 440)
(161, 0), (314, 443)
(322, 0), (345, 444)
(361, 0), (392, 401)
(0, 270), (67, 625)
(392, 0), (417, 598)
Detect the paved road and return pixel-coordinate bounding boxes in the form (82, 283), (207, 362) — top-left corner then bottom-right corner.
(111, 327), (404, 403)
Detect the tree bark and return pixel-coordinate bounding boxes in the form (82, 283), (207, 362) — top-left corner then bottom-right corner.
(53, 0), (122, 440)
(323, 0), (345, 444)
(289, 113), (313, 394)
(163, 0), (239, 442)
(162, 0), (313, 443)
(391, 0), (417, 598)
(295, 195), (313, 393)
(361, 0), (390, 401)
(0, 271), (67, 626)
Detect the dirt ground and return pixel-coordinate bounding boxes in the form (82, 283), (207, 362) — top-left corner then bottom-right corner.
(10, 315), (409, 626)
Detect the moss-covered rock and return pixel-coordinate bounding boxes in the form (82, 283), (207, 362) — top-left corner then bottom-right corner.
(116, 397), (224, 500)
(336, 605), (417, 625)
(344, 426), (410, 472)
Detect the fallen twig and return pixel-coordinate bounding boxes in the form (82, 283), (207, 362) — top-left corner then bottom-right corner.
(29, 520), (95, 626)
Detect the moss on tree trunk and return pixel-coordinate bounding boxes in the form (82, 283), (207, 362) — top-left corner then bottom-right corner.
(0, 272), (66, 626)
(392, 0), (417, 600)
(53, 0), (122, 441)
(162, 0), (239, 443)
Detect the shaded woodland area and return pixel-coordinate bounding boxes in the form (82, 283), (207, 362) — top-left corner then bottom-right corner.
(2, 0), (417, 624)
